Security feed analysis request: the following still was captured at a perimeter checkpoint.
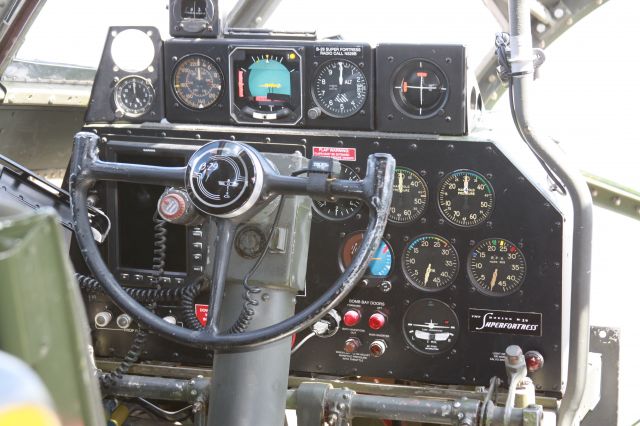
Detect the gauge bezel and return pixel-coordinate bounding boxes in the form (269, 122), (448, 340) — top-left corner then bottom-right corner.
(312, 163), (363, 221)
(228, 46), (304, 126)
(338, 231), (394, 279)
(467, 238), (527, 297)
(172, 54), (224, 110)
(390, 58), (449, 119)
(113, 75), (155, 118)
(311, 59), (368, 119)
(388, 166), (429, 224)
(437, 169), (495, 228)
(401, 233), (459, 292)
(402, 298), (460, 356)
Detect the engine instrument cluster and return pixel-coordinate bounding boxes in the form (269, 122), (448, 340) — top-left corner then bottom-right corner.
(81, 26), (567, 396)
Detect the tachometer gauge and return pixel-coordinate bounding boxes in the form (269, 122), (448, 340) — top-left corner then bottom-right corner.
(113, 75), (154, 117)
(312, 60), (368, 118)
(312, 164), (362, 220)
(229, 47), (302, 125)
(402, 234), (458, 291)
(403, 298), (459, 355)
(340, 231), (393, 278)
(392, 59), (448, 118)
(468, 238), (526, 296)
(173, 55), (223, 109)
(438, 169), (494, 227)
(389, 167), (428, 224)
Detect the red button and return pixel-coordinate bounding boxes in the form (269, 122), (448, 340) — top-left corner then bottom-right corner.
(343, 310), (361, 327)
(368, 312), (386, 330)
(525, 350), (544, 372)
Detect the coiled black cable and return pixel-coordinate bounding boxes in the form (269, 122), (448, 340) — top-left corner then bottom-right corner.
(228, 197), (286, 334)
(99, 214), (167, 386)
(76, 273), (197, 303)
(151, 212), (167, 286)
(181, 278), (205, 331)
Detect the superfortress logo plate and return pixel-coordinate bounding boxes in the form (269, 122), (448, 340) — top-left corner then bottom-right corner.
(468, 308), (542, 336)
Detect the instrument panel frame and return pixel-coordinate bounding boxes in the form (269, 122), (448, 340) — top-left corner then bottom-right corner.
(84, 123), (570, 396)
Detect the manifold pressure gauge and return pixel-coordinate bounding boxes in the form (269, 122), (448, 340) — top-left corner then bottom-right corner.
(312, 164), (362, 220)
(113, 75), (155, 118)
(312, 59), (368, 118)
(389, 167), (428, 224)
(438, 169), (494, 227)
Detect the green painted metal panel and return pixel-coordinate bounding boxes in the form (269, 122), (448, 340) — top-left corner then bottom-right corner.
(0, 208), (103, 425)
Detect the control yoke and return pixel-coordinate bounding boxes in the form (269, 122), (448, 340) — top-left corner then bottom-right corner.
(69, 132), (395, 350)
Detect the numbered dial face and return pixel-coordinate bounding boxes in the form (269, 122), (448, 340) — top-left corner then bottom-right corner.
(402, 234), (459, 291)
(438, 170), (495, 227)
(312, 60), (368, 118)
(113, 76), (155, 117)
(392, 59), (448, 118)
(468, 238), (527, 296)
(389, 167), (428, 224)
(312, 164), (362, 220)
(340, 231), (393, 278)
(403, 299), (459, 355)
(173, 55), (223, 109)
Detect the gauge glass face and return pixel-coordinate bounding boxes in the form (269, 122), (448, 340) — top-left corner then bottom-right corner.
(392, 59), (448, 118)
(173, 55), (223, 109)
(402, 234), (458, 291)
(438, 170), (495, 227)
(389, 167), (428, 224)
(403, 298), (459, 355)
(114, 75), (154, 117)
(182, 0), (207, 19)
(312, 60), (368, 118)
(312, 164), (362, 220)
(340, 231), (393, 278)
(468, 238), (526, 296)
(230, 48), (302, 123)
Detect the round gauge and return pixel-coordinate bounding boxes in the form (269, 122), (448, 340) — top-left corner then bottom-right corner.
(340, 231), (393, 278)
(403, 298), (459, 355)
(113, 75), (155, 117)
(173, 55), (223, 109)
(312, 60), (368, 118)
(391, 59), (448, 118)
(389, 167), (428, 224)
(230, 48), (302, 124)
(438, 170), (495, 227)
(312, 164), (362, 220)
(468, 238), (527, 296)
(402, 234), (459, 291)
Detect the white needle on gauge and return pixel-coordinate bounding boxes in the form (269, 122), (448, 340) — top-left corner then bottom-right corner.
(419, 76), (423, 105)
(490, 268), (498, 290)
(339, 62), (344, 85)
(424, 263), (433, 285)
(398, 172), (405, 193)
(463, 174), (469, 194)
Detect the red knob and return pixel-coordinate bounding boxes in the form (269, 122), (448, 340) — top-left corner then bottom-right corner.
(368, 312), (386, 330)
(343, 310), (361, 327)
(525, 350), (544, 372)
